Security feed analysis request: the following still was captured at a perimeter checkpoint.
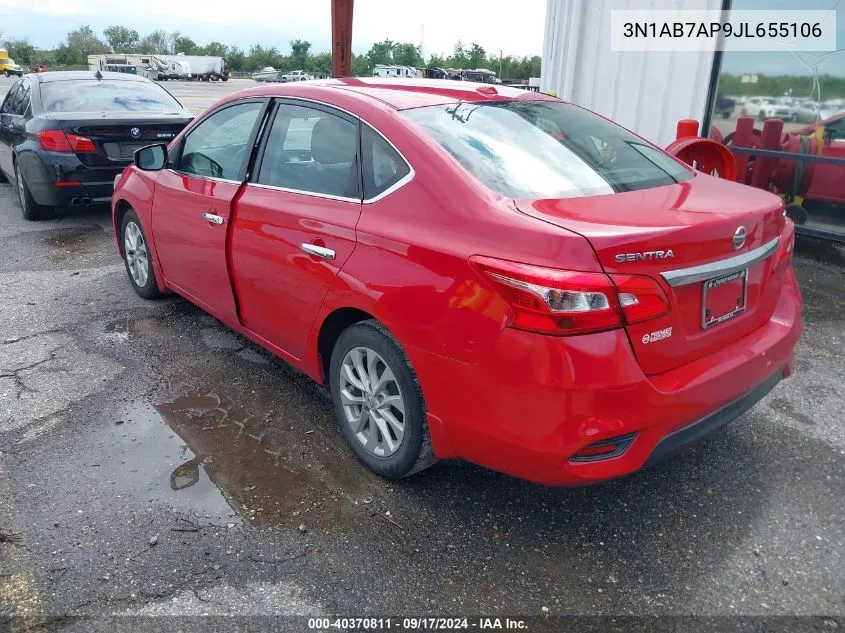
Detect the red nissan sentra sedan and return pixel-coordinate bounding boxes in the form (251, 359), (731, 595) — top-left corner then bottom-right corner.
(111, 79), (803, 486)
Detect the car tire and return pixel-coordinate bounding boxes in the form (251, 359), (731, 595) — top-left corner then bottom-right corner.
(791, 113), (799, 122)
(120, 209), (165, 300)
(329, 320), (437, 479)
(15, 160), (52, 221)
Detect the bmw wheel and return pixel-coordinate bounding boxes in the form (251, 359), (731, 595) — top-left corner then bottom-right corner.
(121, 209), (164, 300)
(329, 320), (436, 478)
(15, 160), (51, 221)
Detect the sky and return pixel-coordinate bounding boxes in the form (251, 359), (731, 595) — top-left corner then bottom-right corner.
(0, 0), (842, 75)
(0, 0), (548, 59)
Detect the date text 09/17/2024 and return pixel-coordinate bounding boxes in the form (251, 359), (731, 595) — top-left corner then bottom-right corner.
(307, 617), (529, 630)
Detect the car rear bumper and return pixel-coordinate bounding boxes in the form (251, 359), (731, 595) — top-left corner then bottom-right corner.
(17, 150), (125, 207)
(413, 268), (803, 486)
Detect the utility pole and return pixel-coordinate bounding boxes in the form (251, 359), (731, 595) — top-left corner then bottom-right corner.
(499, 49), (503, 79)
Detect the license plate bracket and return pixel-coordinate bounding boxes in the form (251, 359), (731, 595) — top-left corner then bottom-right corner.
(702, 269), (747, 329)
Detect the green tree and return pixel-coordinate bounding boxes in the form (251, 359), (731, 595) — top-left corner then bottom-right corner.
(450, 41), (469, 68)
(200, 41), (228, 57)
(227, 46), (246, 71)
(173, 35), (198, 55)
(351, 53), (370, 77)
(139, 30), (170, 54)
(54, 42), (83, 66)
(2, 38), (37, 64)
(289, 39), (311, 70)
(366, 39), (394, 67)
(427, 53), (446, 68)
(467, 43), (486, 69)
(247, 43), (282, 71)
(67, 25), (108, 58)
(310, 52), (332, 77)
(103, 25), (139, 53)
(392, 42), (423, 67)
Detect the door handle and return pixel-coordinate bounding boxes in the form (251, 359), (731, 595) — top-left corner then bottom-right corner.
(202, 212), (224, 225)
(300, 243), (335, 260)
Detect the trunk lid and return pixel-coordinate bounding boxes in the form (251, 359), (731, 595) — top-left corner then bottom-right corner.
(51, 113), (191, 166)
(516, 174), (787, 375)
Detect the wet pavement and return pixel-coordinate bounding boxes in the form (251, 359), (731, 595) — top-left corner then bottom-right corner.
(0, 79), (844, 630)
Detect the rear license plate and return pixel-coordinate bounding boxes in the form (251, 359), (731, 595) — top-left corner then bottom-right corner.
(702, 269), (747, 329)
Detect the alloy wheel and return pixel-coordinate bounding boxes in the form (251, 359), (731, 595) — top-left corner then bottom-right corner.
(124, 221), (149, 287)
(15, 163), (26, 214)
(339, 346), (406, 457)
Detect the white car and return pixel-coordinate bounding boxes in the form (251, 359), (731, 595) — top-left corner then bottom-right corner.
(742, 97), (791, 120)
(281, 70), (314, 82)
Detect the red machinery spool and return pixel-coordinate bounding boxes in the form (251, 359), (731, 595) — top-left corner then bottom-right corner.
(665, 137), (738, 181)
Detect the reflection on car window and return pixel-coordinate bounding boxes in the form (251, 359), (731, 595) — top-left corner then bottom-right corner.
(403, 101), (692, 199)
(257, 104), (360, 199)
(41, 80), (183, 114)
(179, 101), (262, 180)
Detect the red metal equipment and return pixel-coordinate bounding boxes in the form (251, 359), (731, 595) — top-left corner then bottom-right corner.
(331, 0), (354, 77)
(665, 123), (738, 181)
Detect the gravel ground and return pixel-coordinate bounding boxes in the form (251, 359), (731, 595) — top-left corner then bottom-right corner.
(0, 75), (842, 633)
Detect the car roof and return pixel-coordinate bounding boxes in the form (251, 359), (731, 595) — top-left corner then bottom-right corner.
(33, 71), (153, 84)
(239, 77), (557, 110)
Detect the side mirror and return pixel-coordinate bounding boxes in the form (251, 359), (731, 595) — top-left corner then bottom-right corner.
(134, 143), (167, 171)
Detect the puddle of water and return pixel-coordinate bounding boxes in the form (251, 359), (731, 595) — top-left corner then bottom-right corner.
(105, 317), (170, 342)
(106, 401), (241, 527)
(40, 227), (104, 263)
(112, 388), (376, 529)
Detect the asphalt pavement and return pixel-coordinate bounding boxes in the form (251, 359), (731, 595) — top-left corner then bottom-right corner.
(0, 76), (843, 631)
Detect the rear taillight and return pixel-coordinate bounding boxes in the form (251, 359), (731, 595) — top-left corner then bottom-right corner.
(612, 275), (671, 324)
(470, 256), (672, 336)
(469, 256), (622, 335)
(37, 130), (96, 154)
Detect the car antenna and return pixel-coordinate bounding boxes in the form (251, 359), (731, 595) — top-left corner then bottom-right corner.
(95, 70), (103, 81)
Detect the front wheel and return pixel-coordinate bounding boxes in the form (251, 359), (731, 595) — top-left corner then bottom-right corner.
(121, 209), (165, 299)
(329, 320), (436, 479)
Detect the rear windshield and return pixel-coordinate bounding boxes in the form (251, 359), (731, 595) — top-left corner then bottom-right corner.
(40, 80), (183, 114)
(402, 101), (693, 199)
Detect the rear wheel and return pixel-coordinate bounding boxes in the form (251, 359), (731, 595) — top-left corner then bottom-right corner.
(15, 160), (51, 221)
(121, 209), (165, 299)
(329, 320), (436, 479)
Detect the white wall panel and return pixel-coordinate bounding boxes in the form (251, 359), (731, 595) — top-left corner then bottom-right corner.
(541, 0), (720, 147)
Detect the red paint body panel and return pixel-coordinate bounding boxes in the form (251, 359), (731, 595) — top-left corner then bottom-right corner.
(230, 185), (361, 358)
(151, 170), (240, 321)
(112, 79), (803, 486)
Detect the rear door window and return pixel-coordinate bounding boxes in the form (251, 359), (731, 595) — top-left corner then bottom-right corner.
(12, 80), (31, 116)
(403, 101), (692, 199)
(256, 103), (361, 200)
